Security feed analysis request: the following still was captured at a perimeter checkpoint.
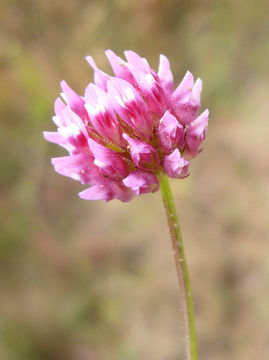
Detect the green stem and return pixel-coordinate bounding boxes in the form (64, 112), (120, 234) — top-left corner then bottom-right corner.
(159, 172), (198, 360)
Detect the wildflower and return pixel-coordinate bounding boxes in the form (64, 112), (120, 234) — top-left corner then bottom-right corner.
(44, 50), (208, 202)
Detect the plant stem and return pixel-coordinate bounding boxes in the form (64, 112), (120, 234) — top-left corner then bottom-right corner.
(159, 172), (198, 360)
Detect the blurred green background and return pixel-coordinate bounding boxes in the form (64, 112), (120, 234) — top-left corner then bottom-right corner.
(1, 0), (269, 359)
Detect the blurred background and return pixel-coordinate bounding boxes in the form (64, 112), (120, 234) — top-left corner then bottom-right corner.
(1, 0), (269, 359)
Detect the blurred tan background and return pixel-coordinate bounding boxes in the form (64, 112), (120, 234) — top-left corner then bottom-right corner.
(1, 0), (269, 359)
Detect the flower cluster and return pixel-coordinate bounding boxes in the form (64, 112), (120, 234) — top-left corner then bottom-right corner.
(44, 50), (208, 202)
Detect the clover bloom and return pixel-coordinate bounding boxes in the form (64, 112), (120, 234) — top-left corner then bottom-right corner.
(44, 50), (208, 202)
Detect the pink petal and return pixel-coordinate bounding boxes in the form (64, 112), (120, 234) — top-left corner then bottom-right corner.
(58, 122), (88, 150)
(158, 111), (184, 152)
(43, 131), (66, 145)
(60, 81), (89, 122)
(54, 96), (65, 113)
(172, 71), (202, 125)
(124, 51), (165, 116)
(123, 134), (160, 171)
(107, 77), (152, 139)
(185, 109), (209, 158)
(51, 153), (99, 184)
(79, 180), (134, 202)
(53, 98), (67, 127)
(88, 138), (129, 179)
(79, 184), (110, 201)
(105, 49), (135, 84)
(85, 84), (123, 146)
(85, 55), (110, 90)
(124, 50), (150, 71)
(164, 149), (189, 179)
(191, 78), (202, 107)
(173, 71), (194, 99)
(158, 54), (174, 94)
(123, 170), (159, 196)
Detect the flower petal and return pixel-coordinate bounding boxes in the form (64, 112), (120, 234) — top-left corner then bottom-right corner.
(85, 84), (123, 146)
(164, 149), (189, 179)
(60, 81), (89, 122)
(185, 109), (209, 158)
(105, 49), (135, 84)
(124, 51), (165, 116)
(43, 131), (66, 145)
(158, 54), (174, 95)
(88, 138), (129, 179)
(107, 77), (152, 139)
(85, 55), (110, 90)
(79, 180), (134, 202)
(51, 153), (100, 184)
(123, 170), (159, 196)
(158, 111), (184, 152)
(172, 71), (202, 125)
(123, 134), (160, 171)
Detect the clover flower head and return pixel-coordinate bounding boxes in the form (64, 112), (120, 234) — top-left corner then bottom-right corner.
(44, 50), (208, 202)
